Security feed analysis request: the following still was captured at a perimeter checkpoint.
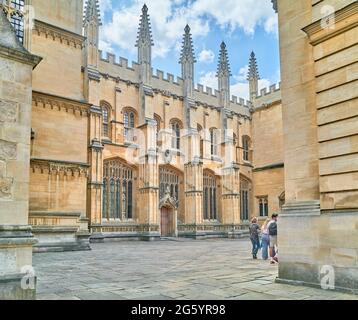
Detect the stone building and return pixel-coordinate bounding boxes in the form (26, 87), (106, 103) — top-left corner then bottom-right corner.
(0, 0), (284, 252)
(1, 0), (356, 299)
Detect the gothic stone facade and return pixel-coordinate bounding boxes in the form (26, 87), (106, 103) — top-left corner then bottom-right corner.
(1, 0), (357, 299)
(8, 0), (283, 249)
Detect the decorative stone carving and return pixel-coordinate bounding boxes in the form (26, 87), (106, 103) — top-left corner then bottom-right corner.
(0, 140), (17, 161)
(0, 177), (13, 198)
(0, 99), (17, 123)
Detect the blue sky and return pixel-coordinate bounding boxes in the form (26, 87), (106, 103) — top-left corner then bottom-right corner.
(97, 0), (280, 100)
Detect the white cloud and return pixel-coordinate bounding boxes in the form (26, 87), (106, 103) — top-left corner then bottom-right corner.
(198, 49), (215, 63)
(99, 0), (277, 59)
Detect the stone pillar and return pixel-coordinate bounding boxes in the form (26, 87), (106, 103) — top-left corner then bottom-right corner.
(180, 129), (204, 238)
(0, 11), (41, 299)
(87, 106), (104, 227)
(275, 0), (358, 293)
(138, 119), (160, 240)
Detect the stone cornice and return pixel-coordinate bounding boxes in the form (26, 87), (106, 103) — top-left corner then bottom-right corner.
(32, 91), (91, 116)
(302, 1), (358, 45)
(0, 45), (42, 69)
(253, 162), (284, 172)
(33, 19), (85, 49)
(252, 99), (282, 113)
(30, 158), (90, 177)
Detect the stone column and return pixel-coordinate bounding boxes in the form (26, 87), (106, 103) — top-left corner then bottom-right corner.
(87, 105), (104, 228)
(276, 0), (320, 285)
(0, 11), (41, 299)
(181, 129), (204, 238)
(137, 119), (160, 240)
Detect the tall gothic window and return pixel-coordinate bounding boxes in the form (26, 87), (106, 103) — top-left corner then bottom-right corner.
(242, 136), (251, 162)
(159, 167), (179, 203)
(102, 106), (109, 137)
(240, 179), (250, 221)
(171, 121), (181, 150)
(210, 129), (218, 156)
(103, 159), (134, 221)
(2, 0), (25, 44)
(124, 110), (135, 142)
(203, 172), (218, 220)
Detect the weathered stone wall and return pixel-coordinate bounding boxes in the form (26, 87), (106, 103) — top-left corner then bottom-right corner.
(0, 9), (41, 299)
(276, 0), (358, 294)
(31, 0), (84, 34)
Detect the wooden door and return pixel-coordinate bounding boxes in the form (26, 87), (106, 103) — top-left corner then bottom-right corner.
(161, 207), (174, 237)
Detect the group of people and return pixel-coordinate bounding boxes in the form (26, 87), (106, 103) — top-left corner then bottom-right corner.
(249, 214), (279, 264)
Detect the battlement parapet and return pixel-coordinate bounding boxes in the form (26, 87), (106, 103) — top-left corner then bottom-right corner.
(254, 82), (281, 108)
(96, 50), (251, 117)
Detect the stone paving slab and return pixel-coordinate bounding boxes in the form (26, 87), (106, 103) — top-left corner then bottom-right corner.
(33, 239), (358, 300)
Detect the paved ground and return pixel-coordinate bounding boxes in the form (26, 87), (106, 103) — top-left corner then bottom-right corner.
(33, 239), (358, 300)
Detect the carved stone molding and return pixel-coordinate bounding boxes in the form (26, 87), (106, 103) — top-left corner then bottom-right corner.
(30, 158), (90, 177)
(32, 91), (91, 116)
(33, 20), (85, 49)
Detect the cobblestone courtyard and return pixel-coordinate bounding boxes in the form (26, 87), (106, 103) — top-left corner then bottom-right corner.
(33, 239), (358, 300)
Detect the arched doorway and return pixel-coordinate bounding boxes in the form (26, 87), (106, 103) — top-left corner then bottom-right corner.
(159, 187), (178, 238)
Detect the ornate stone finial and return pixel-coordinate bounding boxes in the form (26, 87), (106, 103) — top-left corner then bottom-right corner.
(180, 24), (196, 64)
(83, 0), (102, 26)
(136, 4), (154, 48)
(247, 51), (260, 81)
(247, 51), (260, 102)
(217, 42), (232, 77)
(272, 0), (278, 13)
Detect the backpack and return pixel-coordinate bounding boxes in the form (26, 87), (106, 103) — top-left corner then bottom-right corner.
(269, 221), (277, 236)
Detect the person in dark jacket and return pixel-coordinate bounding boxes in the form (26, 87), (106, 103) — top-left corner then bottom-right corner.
(268, 213), (279, 264)
(249, 217), (260, 259)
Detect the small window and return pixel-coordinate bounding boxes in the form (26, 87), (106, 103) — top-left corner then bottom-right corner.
(3, 0), (25, 44)
(210, 129), (218, 157)
(102, 107), (109, 137)
(242, 136), (251, 162)
(258, 197), (269, 217)
(124, 111), (136, 142)
(171, 121), (181, 150)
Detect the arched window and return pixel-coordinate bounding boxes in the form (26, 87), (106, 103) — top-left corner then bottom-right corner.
(240, 179), (250, 221)
(171, 120), (181, 150)
(242, 136), (251, 162)
(159, 167), (180, 203)
(210, 128), (218, 156)
(124, 110), (136, 142)
(103, 159), (134, 221)
(3, 0), (25, 44)
(203, 172), (218, 220)
(102, 105), (109, 137)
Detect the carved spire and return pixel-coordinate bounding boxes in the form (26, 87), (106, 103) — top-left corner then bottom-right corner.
(180, 25), (196, 64)
(247, 51), (260, 101)
(180, 25), (196, 129)
(136, 4), (154, 59)
(217, 42), (231, 108)
(83, 0), (102, 26)
(217, 42), (232, 78)
(247, 51), (260, 81)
